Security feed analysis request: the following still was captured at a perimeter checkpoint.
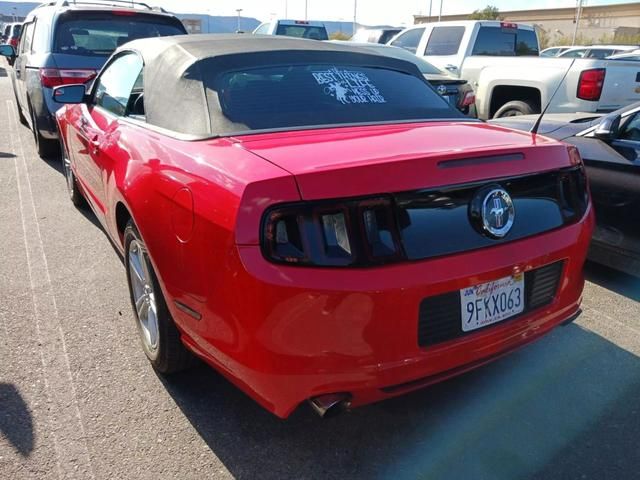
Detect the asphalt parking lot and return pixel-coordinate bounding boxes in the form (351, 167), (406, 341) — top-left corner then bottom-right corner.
(0, 63), (639, 480)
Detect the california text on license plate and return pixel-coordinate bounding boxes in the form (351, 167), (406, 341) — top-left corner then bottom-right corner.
(460, 274), (525, 332)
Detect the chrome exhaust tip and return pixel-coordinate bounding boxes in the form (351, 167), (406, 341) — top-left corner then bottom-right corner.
(308, 393), (351, 418)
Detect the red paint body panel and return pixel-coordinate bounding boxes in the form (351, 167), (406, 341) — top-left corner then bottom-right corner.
(56, 105), (594, 418)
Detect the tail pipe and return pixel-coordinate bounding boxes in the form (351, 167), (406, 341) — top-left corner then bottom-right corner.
(308, 393), (351, 418)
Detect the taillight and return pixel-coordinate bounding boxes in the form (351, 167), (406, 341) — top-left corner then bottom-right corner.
(262, 196), (404, 267)
(39, 68), (97, 88)
(577, 68), (605, 101)
(460, 90), (476, 107)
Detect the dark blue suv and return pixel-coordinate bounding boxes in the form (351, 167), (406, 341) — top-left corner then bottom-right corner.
(0, 0), (186, 158)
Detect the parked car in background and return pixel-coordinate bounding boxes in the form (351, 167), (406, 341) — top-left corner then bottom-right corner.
(0, 0), (186, 158)
(2, 22), (23, 51)
(490, 102), (640, 277)
(52, 34), (593, 419)
(540, 46), (575, 57)
(253, 19), (328, 40)
(388, 21), (640, 119)
(334, 41), (475, 114)
(608, 50), (640, 61)
(558, 45), (637, 59)
(350, 27), (402, 44)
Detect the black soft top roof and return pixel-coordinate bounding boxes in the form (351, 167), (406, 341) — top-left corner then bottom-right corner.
(115, 34), (429, 137)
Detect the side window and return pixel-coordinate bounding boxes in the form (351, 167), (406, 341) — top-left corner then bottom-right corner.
(618, 112), (640, 141)
(588, 49), (613, 59)
(563, 49), (586, 58)
(93, 53), (143, 116)
(20, 22), (35, 55)
(32, 19), (50, 54)
(424, 26), (465, 56)
(254, 23), (270, 34)
(389, 28), (425, 54)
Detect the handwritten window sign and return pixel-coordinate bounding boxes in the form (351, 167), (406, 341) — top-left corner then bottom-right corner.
(312, 67), (387, 105)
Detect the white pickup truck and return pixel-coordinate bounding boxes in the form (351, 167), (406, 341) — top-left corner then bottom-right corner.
(388, 20), (640, 119)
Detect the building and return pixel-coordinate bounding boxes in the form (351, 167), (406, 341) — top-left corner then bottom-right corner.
(414, 2), (640, 45)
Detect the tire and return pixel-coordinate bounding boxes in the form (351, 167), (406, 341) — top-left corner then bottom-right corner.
(124, 221), (195, 374)
(60, 139), (85, 208)
(14, 93), (28, 126)
(29, 102), (59, 159)
(493, 100), (537, 119)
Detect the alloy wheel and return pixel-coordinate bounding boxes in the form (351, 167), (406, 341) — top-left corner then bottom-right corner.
(128, 239), (160, 354)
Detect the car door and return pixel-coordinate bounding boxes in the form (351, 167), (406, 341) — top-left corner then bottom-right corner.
(72, 52), (143, 218)
(575, 112), (640, 257)
(14, 20), (35, 108)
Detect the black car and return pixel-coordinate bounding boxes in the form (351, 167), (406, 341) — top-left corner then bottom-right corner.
(350, 27), (403, 44)
(0, 0), (186, 158)
(490, 104), (640, 276)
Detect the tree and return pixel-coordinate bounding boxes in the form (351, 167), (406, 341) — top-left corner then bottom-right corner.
(469, 5), (501, 20)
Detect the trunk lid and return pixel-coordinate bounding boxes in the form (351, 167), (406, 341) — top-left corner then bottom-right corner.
(234, 122), (572, 200)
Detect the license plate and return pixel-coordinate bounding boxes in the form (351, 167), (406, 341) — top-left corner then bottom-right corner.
(460, 274), (525, 332)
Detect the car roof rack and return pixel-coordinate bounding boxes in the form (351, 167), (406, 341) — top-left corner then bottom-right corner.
(36, 0), (167, 13)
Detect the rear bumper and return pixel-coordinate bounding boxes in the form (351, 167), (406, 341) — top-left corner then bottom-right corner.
(182, 208), (594, 418)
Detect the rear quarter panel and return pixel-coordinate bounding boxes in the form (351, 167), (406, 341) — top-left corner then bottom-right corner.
(99, 121), (299, 337)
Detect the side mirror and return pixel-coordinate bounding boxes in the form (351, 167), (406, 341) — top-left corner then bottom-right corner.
(593, 113), (621, 141)
(52, 84), (87, 104)
(0, 44), (16, 58)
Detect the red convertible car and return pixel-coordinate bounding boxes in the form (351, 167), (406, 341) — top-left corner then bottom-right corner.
(54, 35), (594, 418)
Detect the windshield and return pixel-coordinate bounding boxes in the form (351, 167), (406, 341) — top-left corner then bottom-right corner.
(275, 24), (328, 40)
(215, 64), (461, 133)
(53, 13), (185, 56)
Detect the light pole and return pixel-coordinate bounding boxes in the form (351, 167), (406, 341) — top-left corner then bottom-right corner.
(236, 8), (243, 32)
(572, 0), (583, 46)
(353, 0), (357, 36)
(284, 0), (288, 18)
(428, 0), (432, 22)
(305, 0), (308, 20)
(438, 0), (443, 21)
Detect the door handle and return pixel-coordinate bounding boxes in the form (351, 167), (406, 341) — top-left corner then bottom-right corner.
(89, 135), (100, 155)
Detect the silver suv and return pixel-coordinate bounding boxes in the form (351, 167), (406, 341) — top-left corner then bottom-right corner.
(0, 0), (186, 158)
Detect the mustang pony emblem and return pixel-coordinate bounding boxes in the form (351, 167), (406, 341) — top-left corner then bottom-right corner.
(479, 188), (515, 238)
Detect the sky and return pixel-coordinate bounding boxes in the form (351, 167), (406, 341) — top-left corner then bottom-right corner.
(9, 0), (630, 25)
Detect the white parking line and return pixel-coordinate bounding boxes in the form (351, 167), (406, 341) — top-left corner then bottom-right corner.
(6, 100), (95, 480)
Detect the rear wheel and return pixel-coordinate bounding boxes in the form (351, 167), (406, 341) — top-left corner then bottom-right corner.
(29, 102), (59, 159)
(493, 100), (537, 118)
(13, 92), (28, 126)
(124, 221), (195, 374)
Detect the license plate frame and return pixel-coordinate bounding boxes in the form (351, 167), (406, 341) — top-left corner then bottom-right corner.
(460, 274), (525, 332)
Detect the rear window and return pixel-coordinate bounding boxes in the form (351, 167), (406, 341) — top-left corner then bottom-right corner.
(472, 26), (538, 56)
(215, 64), (461, 132)
(275, 24), (328, 40)
(54, 13), (186, 56)
(425, 26), (465, 56)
